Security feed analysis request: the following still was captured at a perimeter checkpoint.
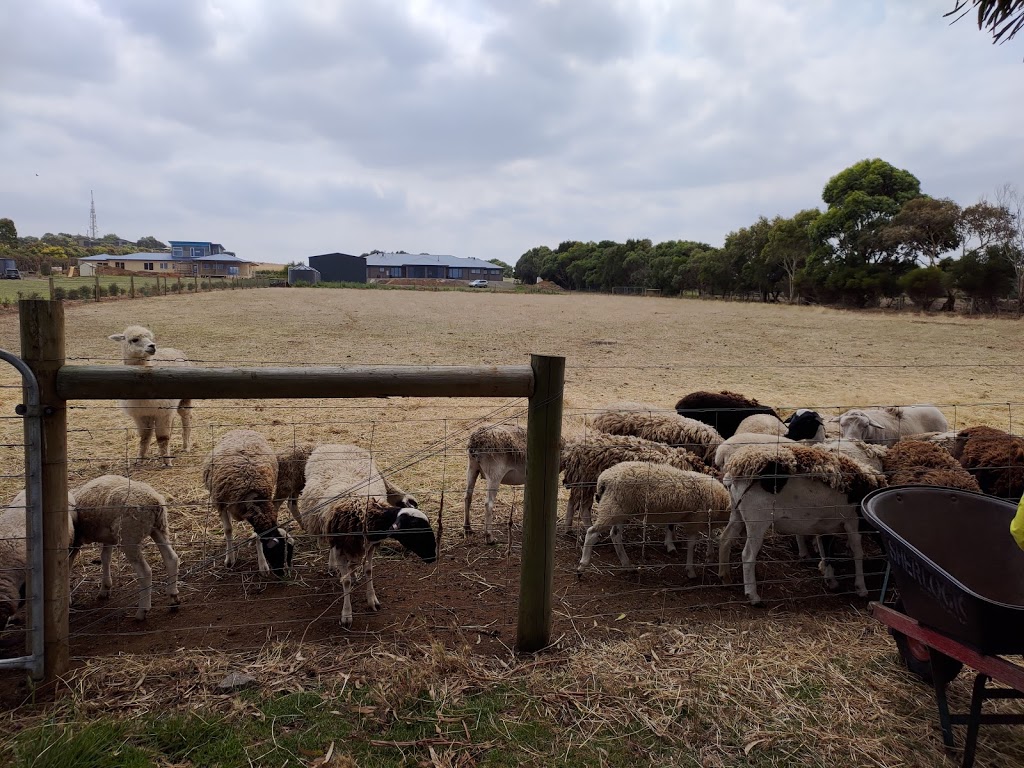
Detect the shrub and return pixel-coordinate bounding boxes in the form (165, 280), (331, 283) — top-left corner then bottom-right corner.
(53, 287), (67, 301)
(78, 286), (94, 300)
(108, 283), (120, 297)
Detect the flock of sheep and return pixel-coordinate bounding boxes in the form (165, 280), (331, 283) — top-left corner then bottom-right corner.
(3, 325), (1024, 632)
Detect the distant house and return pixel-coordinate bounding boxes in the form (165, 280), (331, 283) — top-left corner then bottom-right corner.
(307, 253), (367, 283)
(365, 253), (503, 282)
(78, 241), (256, 278)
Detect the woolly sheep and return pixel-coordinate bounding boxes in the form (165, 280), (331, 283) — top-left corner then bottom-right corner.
(70, 475), (180, 620)
(202, 430), (294, 578)
(714, 433), (796, 471)
(275, 443), (314, 520)
(297, 444), (435, 627)
(881, 440), (980, 492)
(838, 405), (949, 445)
(464, 424), (527, 544)
(562, 432), (716, 530)
(734, 414), (788, 437)
(952, 426), (1024, 501)
(674, 391), (779, 439)
(818, 438), (888, 472)
(577, 461), (731, 578)
(719, 444), (885, 605)
(782, 409), (827, 442)
(108, 325), (194, 466)
(0, 490), (76, 629)
(591, 408), (723, 463)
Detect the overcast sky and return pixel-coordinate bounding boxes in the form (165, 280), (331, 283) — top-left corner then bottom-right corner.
(2, 1), (1022, 265)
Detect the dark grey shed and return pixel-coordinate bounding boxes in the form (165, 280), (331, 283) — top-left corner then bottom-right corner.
(307, 252), (367, 283)
(287, 265), (321, 286)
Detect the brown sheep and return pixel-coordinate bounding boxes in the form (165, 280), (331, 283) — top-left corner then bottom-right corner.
(881, 440), (981, 492)
(953, 426), (1024, 500)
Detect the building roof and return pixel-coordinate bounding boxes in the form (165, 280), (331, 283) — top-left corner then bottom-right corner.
(365, 252), (501, 269)
(191, 253), (255, 264)
(78, 252), (172, 262)
(310, 252), (363, 260)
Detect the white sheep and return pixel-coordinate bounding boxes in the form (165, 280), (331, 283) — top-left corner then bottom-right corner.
(108, 325), (194, 466)
(839, 405), (949, 445)
(202, 430), (294, 578)
(70, 475), (180, 620)
(0, 490), (76, 629)
(463, 424), (527, 544)
(734, 413), (788, 437)
(590, 407), (723, 463)
(719, 444), (884, 605)
(577, 461), (732, 578)
(297, 444), (435, 627)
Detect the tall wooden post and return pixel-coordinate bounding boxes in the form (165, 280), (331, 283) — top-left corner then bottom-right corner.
(177, 275), (182, 292)
(130, 275), (135, 298)
(516, 354), (564, 652)
(19, 300), (69, 686)
(194, 274), (199, 292)
(48, 276), (54, 300)
(93, 275), (100, 302)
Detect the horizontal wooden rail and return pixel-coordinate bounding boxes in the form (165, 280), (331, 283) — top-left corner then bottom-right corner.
(56, 364), (535, 400)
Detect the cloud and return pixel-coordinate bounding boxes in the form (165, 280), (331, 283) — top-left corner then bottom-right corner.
(1, 0), (1022, 263)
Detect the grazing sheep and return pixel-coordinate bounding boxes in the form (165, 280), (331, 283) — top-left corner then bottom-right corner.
(881, 440), (981, 492)
(69, 476), (180, 620)
(915, 431), (959, 454)
(0, 490), (76, 630)
(274, 443), (314, 521)
(838, 405), (949, 445)
(577, 462), (731, 577)
(591, 409), (723, 463)
(297, 444), (435, 627)
(782, 409), (827, 442)
(719, 444), (885, 605)
(202, 430), (294, 578)
(108, 325), (194, 466)
(561, 432), (716, 530)
(674, 391), (779, 439)
(952, 426), (1024, 501)
(818, 439), (888, 472)
(464, 424), (527, 544)
(735, 413), (788, 437)
(714, 432), (797, 471)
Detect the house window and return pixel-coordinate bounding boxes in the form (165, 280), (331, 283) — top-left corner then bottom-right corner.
(449, 268), (463, 278)
(114, 261), (125, 270)
(228, 266), (239, 276)
(192, 247), (206, 258)
(388, 267), (402, 277)
(160, 263), (169, 270)
(144, 262), (154, 271)
(172, 247), (183, 258)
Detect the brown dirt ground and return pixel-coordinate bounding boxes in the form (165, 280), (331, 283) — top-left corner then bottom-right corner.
(0, 289), (1022, 763)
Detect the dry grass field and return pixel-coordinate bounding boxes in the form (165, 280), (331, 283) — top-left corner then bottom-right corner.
(0, 288), (1022, 767)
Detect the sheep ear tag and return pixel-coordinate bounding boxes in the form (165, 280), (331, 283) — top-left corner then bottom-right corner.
(391, 522), (400, 531)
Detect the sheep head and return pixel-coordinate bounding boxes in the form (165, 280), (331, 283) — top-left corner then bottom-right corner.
(108, 325), (156, 363)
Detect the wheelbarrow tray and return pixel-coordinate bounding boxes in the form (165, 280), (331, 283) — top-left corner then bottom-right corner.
(862, 486), (1024, 655)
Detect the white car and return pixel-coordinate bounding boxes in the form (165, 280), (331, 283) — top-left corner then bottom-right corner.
(468, 279), (488, 288)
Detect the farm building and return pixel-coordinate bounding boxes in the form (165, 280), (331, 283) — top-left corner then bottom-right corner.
(78, 243), (256, 279)
(287, 265), (321, 285)
(365, 253), (504, 282)
(307, 252), (367, 283)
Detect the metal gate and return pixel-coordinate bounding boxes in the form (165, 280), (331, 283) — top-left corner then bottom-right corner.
(0, 349), (44, 679)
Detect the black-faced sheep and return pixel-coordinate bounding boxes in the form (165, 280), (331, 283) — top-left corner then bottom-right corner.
(674, 391), (779, 439)
(202, 430), (294, 578)
(720, 444), (885, 605)
(463, 424), (527, 544)
(782, 409), (827, 442)
(562, 432), (716, 530)
(0, 490), (76, 629)
(297, 444), (435, 627)
(70, 476), (180, 620)
(952, 426), (1024, 501)
(108, 325), (194, 466)
(838, 405), (949, 445)
(881, 440), (981, 492)
(577, 462), (731, 578)
(591, 408), (723, 463)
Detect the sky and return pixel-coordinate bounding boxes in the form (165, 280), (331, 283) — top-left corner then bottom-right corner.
(1, 1), (1022, 265)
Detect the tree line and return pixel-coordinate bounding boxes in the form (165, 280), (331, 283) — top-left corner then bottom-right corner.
(0, 220), (165, 274)
(513, 159), (1024, 312)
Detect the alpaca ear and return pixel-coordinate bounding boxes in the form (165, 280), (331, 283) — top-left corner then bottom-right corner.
(108, 333), (125, 342)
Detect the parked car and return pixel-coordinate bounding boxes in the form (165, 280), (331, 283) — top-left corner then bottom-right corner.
(4, 268), (21, 280)
(468, 279), (488, 288)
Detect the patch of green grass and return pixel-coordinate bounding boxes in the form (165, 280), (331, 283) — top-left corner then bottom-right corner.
(10, 720), (151, 768)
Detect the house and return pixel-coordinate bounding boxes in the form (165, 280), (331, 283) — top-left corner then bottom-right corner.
(168, 241), (227, 259)
(78, 242), (256, 279)
(365, 253), (504, 282)
(307, 252), (367, 283)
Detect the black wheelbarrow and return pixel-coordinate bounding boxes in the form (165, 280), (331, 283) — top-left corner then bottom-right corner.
(862, 486), (1024, 768)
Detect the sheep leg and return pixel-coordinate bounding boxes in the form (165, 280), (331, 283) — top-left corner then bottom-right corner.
(717, 511), (745, 583)
(337, 551), (355, 628)
(684, 533), (699, 579)
(564, 486), (580, 530)
(155, 412), (174, 467)
(816, 536), (839, 591)
(577, 524), (605, 571)
(483, 475), (501, 545)
(177, 399), (193, 453)
(150, 528), (181, 608)
(122, 544), (153, 620)
(610, 524), (632, 568)
(580, 489), (596, 529)
(794, 535), (811, 559)
(98, 545), (113, 599)
(463, 457), (480, 534)
(136, 420), (155, 464)
(252, 533), (270, 576)
(328, 545), (340, 576)
(664, 525), (676, 553)
(741, 520), (771, 606)
(363, 543), (381, 611)
(221, 508), (236, 568)
(844, 521), (869, 598)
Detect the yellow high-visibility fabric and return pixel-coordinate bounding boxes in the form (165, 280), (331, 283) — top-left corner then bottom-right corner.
(1012, 495), (1024, 551)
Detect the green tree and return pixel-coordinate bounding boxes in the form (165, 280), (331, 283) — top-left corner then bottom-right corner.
(899, 266), (948, 310)
(137, 236), (168, 251)
(946, 1), (1024, 44)
(0, 218), (16, 250)
(488, 258), (513, 278)
(762, 209), (821, 303)
(513, 246), (551, 284)
(952, 245), (1016, 312)
(884, 197), (961, 266)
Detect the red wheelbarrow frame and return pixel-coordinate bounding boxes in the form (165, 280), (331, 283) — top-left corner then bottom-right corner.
(871, 602), (1024, 768)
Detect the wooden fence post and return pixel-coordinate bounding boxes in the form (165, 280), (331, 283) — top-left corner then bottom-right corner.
(48, 277), (54, 300)
(130, 275), (135, 299)
(516, 354), (564, 653)
(19, 300), (69, 687)
(194, 274), (198, 293)
(93, 275), (100, 302)
(177, 276), (182, 292)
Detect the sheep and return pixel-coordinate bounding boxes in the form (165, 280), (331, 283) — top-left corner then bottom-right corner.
(674, 391), (779, 439)
(464, 424), (527, 544)
(952, 426), (1024, 501)
(714, 432), (796, 471)
(108, 325), (194, 466)
(561, 432), (716, 530)
(577, 461), (731, 578)
(881, 440), (981, 492)
(735, 413), (788, 437)
(591, 408), (723, 463)
(202, 430), (295, 578)
(0, 490), (76, 630)
(719, 443), (885, 605)
(818, 438), (888, 472)
(297, 444), (435, 627)
(69, 475), (180, 620)
(274, 443), (314, 521)
(782, 409), (827, 442)
(915, 430), (960, 454)
(838, 405), (949, 445)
